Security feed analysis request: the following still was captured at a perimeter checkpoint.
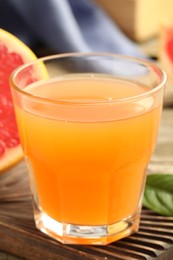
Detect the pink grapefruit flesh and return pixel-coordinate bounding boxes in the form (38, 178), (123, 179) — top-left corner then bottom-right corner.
(166, 38), (173, 62)
(0, 29), (37, 172)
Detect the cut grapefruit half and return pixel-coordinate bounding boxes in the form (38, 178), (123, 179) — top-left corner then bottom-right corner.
(0, 29), (43, 172)
(160, 22), (173, 83)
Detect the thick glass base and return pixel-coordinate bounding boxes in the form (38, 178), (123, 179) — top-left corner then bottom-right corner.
(34, 210), (140, 245)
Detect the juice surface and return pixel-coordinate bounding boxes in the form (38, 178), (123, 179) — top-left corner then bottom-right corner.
(15, 76), (161, 225)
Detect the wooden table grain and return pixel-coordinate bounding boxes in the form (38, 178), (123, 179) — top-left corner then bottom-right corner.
(0, 81), (173, 260)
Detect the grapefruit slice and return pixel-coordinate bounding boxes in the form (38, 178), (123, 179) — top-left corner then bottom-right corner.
(160, 22), (173, 83)
(0, 29), (38, 172)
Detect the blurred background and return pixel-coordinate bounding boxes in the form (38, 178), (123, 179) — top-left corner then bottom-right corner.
(0, 0), (152, 57)
(0, 0), (173, 91)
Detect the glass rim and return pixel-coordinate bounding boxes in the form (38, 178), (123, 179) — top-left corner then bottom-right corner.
(10, 52), (167, 105)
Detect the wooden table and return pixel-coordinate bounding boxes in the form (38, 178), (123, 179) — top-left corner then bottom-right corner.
(0, 82), (173, 260)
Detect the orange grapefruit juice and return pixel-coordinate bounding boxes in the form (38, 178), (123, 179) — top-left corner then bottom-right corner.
(14, 76), (161, 226)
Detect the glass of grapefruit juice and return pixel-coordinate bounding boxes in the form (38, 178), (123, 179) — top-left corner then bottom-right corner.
(10, 53), (166, 245)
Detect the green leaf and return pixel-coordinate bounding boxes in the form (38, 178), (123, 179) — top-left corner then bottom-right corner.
(143, 174), (173, 216)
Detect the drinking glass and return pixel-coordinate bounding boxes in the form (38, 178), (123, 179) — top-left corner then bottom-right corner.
(10, 53), (166, 245)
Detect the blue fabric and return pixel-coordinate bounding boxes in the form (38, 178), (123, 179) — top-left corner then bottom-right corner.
(0, 0), (145, 57)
